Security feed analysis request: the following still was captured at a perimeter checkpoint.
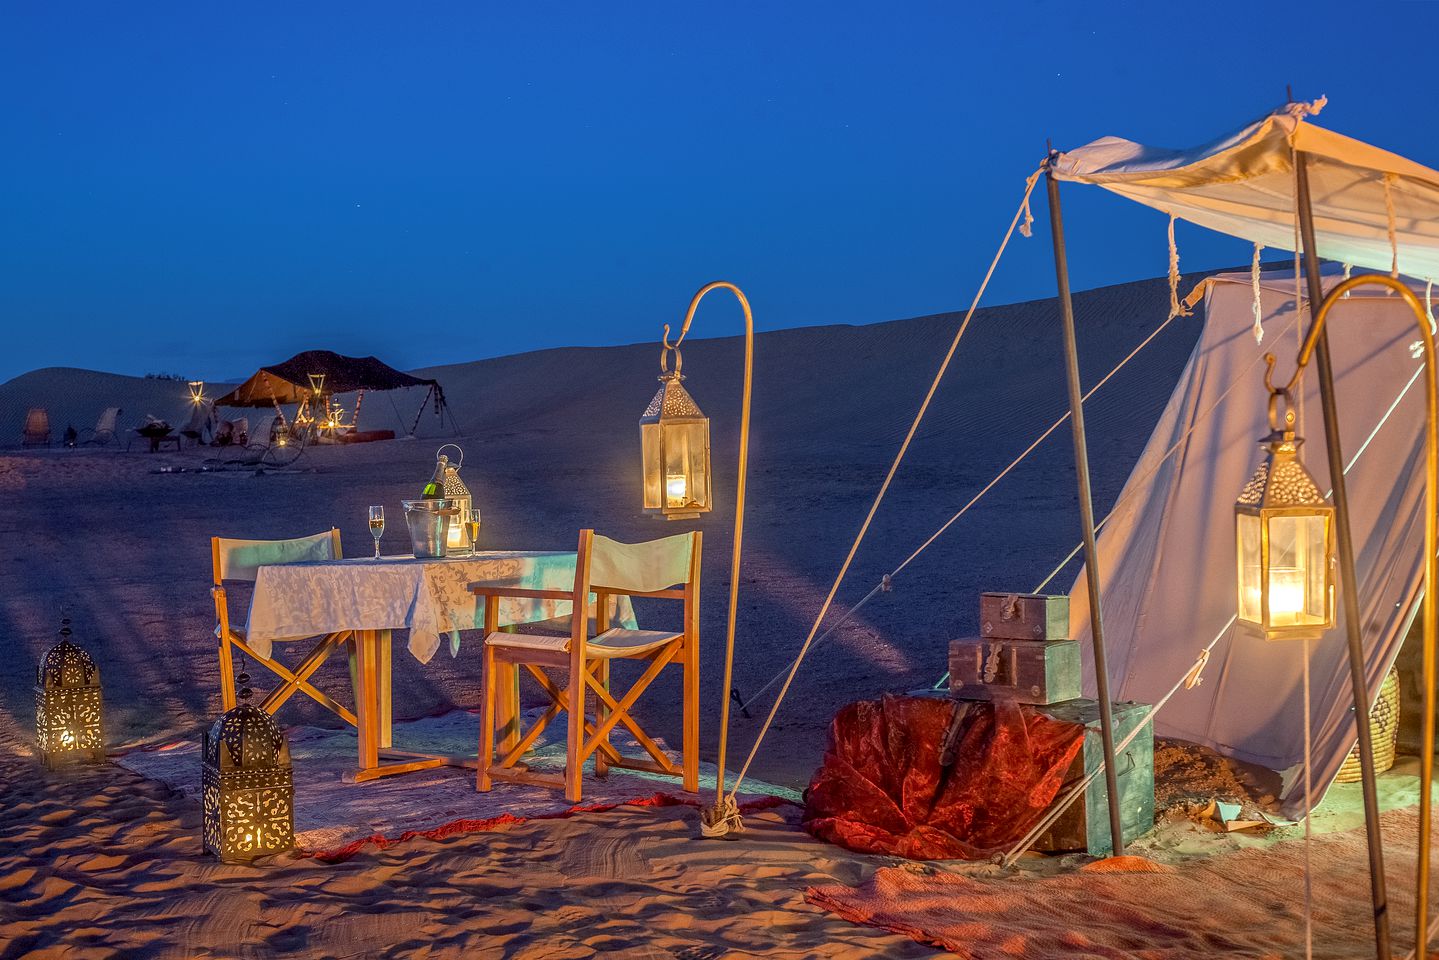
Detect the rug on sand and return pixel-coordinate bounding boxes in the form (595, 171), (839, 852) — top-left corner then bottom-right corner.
(805, 806), (1431, 959)
(117, 708), (799, 860)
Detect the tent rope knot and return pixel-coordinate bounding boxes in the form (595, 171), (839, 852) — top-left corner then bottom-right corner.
(1168, 215), (1193, 319)
(1251, 243), (1266, 343)
(1183, 648), (1211, 689)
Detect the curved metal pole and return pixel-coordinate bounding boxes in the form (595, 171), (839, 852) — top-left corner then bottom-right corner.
(1269, 273), (1437, 955)
(665, 281), (754, 822)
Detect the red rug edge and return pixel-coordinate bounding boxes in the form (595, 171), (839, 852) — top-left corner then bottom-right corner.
(299, 792), (797, 863)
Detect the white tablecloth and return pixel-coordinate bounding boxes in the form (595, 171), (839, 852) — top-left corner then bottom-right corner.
(245, 550), (639, 663)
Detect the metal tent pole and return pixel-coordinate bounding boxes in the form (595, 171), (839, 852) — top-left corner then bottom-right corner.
(1293, 150), (1392, 959)
(1045, 157), (1126, 856)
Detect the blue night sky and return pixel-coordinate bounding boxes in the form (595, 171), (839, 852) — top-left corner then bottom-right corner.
(2, 1), (1436, 383)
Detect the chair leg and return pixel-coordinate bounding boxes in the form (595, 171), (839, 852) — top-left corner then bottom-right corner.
(218, 638), (237, 712)
(593, 660), (611, 779)
(478, 644), (496, 792)
(683, 640), (699, 793)
(565, 663), (584, 803)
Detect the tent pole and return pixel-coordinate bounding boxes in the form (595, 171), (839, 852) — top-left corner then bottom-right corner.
(1045, 157), (1126, 856)
(1294, 150), (1392, 959)
(409, 386), (432, 438)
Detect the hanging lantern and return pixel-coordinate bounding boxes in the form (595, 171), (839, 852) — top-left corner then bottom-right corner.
(202, 704), (295, 862)
(35, 619), (104, 769)
(437, 444), (473, 549)
(1235, 398), (1335, 641)
(188, 380), (206, 405)
(307, 372), (326, 397)
(639, 351), (711, 520)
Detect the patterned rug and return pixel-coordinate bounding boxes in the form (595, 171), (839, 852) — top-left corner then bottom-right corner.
(117, 708), (798, 860)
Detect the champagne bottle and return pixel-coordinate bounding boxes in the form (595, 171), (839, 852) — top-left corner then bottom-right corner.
(421, 455), (448, 499)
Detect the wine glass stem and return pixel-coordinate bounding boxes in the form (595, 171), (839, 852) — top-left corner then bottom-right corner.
(374, 538), (381, 559)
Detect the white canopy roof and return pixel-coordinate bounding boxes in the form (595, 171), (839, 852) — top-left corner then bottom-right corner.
(1051, 100), (1439, 281)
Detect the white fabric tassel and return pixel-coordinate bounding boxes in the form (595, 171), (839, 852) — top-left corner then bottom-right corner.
(1251, 243), (1265, 344)
(1341, 263), (1352, 299)
(1168, 215), (1192, 319)
(1385, 174), (1400, 279)
(1428, 279), (1436, 336)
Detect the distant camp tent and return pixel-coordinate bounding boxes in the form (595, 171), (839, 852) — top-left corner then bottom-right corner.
(214, 350), (455, 437)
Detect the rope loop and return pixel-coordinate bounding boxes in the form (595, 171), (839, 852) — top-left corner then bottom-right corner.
(1168, 216), (1194, 319)
(699, 796), (745, 839)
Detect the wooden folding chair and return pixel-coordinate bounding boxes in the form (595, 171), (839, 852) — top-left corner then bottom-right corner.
(471, 529), (701, 803)
(211, 529), (359, 727)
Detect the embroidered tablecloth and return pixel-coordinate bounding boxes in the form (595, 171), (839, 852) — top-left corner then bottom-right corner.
(246, 550), (638, 663)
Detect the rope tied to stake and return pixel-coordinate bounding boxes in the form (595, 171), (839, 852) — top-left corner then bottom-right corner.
(699, 795), (744, 839)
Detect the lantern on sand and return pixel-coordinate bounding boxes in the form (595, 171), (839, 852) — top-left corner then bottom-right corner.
(437, 444), (474, 549)
(35, 619), (104, 769)
(202, 703), (295, 862)
(1235, 393), (1335, 641)
(639, 350), (711, 520)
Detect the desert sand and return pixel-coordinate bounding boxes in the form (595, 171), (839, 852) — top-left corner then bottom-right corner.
(2, 273), (1428, 957)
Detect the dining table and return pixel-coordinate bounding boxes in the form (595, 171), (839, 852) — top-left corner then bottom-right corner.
(245, 549), (638, 782)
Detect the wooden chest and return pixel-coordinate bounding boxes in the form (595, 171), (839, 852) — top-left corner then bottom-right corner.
(1032, 699), (1154, 856)
(980, 592), (1069, 641)
(948, 637), (1081, 705)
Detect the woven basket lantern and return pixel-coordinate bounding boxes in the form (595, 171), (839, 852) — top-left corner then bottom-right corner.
(1336, 669), (1400, 784)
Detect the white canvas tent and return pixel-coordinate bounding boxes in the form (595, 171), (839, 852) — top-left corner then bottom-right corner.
(1068, 269), (1430, 816)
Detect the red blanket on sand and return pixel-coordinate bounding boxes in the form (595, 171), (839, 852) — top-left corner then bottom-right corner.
(802, 694), (1086, 859)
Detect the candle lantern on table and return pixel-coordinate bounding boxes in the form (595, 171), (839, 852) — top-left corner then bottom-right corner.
(202, 703), (295, 862)
(437, 444), (474, 550)
(35, 619), (105, 769)
(638, 350), (712, 520)
(1235, 391), (1335, 641)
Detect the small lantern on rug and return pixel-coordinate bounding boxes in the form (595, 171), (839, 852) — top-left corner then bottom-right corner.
(639, 348), (711, 520)
(1235, 393), (1335, 641)
(202, 703), (295, 862)
(437, 444), (473, 549)
(35, 619), (105, 769)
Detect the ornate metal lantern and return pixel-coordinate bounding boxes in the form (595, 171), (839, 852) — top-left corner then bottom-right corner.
(1235, 398), (1335, 641)
(438, 444), (473, 549)
(35, 620), (104, 769)
(202, 704), (295, 862)
(639, 351), (711, 520)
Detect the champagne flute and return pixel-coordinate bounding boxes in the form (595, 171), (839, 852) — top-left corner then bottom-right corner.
(464, 508), (482, 556)
(368, 505), (384, 559)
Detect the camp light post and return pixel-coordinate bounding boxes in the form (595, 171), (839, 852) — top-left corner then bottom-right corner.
(638, 281), (753, 833)
(1250, 264), (1437, 956)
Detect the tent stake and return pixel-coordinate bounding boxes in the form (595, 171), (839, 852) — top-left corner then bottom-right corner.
(1294, 151), (1394, 959)
(1044, 154), (1127, 856)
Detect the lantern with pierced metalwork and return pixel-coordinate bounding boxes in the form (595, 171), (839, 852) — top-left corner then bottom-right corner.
(35, 620), (104, 769)
(639, 359), (711, 520)
(1235, 415), (1335, 641)
(202, 704), (295, 862)
(438, 444), (473, 549)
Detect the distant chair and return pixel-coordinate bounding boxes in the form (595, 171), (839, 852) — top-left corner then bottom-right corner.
(22, 408), (50, 447)
(81, 407), (123, 447)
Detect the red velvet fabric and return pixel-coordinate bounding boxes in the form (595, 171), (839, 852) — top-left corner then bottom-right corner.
(802, 694), (1086, 859)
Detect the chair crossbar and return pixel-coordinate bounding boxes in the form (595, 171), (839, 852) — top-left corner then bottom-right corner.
(580, 644), (679, 767)
(258, 630), (352, 714)
(228, 634), (358, 726)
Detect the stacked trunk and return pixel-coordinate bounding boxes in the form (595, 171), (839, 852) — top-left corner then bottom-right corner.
(948, 593), (1154, 855)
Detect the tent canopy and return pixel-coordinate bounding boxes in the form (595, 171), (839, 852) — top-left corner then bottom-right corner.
(1051, 99), (1439, 281)
(215, 350), (442, 408)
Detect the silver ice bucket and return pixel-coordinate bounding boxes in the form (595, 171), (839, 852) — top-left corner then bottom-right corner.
(401, 499), (457, 559)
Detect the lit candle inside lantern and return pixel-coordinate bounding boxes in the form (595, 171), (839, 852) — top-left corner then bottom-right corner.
(1269, 568), (1306, 623)
(666, 474), (689, 507)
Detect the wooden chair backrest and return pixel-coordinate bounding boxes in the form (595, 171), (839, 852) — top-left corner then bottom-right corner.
(571, 529), (702, 660)
(211, 528), (342, 585)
